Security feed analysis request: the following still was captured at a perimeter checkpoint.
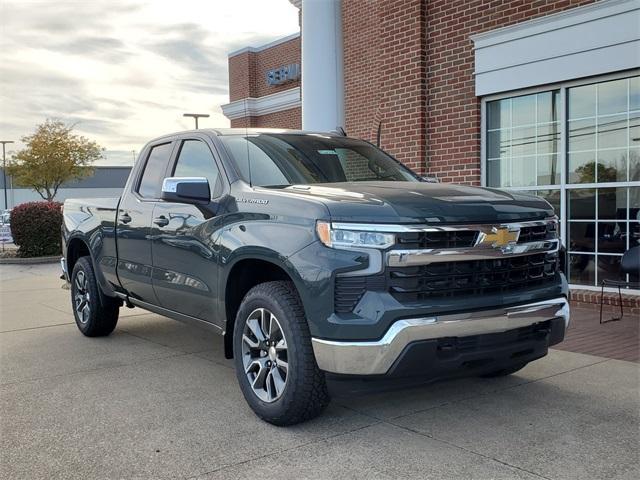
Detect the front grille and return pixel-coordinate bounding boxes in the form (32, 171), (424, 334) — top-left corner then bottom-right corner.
(334, 253), (559, 312)
(519, 222), (557, 243)
(394, 221), (556, 250)
(334, 220), (559, 313)
(387, 253), (558, 303)
(396, 230), (478, 250)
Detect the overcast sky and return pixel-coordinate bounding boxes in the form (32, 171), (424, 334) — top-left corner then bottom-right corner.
(0, 0), (299, 165)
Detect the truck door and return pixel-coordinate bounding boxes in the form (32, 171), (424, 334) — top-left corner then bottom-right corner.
(116, 141), (174, 305)
(150, 137), (225, 322)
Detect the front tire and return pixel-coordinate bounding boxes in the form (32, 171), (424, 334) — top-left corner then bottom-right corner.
(233, 281), (330, 426)
(71, 256), (119, 337)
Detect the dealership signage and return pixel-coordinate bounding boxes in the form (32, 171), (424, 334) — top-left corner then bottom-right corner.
(266, 64), (300, 86)
(0, 224), (12, 244)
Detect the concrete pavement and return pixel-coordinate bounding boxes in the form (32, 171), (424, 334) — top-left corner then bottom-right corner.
(1, 263), (638, 479)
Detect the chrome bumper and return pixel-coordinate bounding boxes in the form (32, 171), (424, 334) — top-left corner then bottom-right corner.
(312, 296), (570, 375)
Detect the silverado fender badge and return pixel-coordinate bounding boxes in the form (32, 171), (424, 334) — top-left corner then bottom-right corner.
(237, 198), (269, 205)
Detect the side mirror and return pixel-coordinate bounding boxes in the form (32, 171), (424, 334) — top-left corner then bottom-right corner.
(161, 177), (210, 204)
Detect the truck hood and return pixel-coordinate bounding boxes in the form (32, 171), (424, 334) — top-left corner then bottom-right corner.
(277, 181), (554, 224)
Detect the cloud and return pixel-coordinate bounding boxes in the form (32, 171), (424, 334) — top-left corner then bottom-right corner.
(0, 0), (300, 164)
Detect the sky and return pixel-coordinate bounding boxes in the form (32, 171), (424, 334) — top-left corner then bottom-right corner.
(0, 0), (299, 165)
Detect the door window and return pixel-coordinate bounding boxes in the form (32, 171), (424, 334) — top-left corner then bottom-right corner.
(173, 140), (223, 198)
(138, 142), (173, 198)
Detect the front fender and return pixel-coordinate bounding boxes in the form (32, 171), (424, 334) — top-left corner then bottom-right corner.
(215, 217), (318, 328)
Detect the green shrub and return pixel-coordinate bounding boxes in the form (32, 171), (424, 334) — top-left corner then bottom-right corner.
(10, 201), (63, 257)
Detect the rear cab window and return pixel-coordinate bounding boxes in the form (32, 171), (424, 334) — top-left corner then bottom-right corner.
(137, 142), (173, 199)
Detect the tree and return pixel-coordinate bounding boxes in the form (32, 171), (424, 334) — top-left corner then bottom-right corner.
(7, 120), (103, 201)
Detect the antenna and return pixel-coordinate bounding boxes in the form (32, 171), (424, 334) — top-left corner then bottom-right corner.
(243, 99), (252, 187)
(376, 121), (382, 147)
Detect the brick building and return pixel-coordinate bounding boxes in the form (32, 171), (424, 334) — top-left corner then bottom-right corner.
(222, 33), (301, 129)
(223, 0), (639, 290)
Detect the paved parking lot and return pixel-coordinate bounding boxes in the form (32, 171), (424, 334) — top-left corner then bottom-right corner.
(1, 263), (639, 480)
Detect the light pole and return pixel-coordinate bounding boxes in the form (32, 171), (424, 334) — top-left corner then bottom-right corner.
(0, 140), (14, 210)
(183, 113), (210, 129)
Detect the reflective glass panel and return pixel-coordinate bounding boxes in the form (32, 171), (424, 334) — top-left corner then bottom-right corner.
(598, 78), (628, 116)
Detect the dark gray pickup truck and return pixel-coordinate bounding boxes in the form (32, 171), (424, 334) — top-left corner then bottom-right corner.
(62, 128), (569, 425)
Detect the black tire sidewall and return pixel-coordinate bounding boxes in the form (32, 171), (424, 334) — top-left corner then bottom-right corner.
(70, 257), (116, 336)
(233, 284), (308, 421)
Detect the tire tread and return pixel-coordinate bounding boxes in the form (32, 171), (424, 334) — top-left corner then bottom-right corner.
(72, 257), (119, 337)
(234, 280), (330, 426)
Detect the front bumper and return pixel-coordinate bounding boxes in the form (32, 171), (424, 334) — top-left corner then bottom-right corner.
(311, 296), (569, 375)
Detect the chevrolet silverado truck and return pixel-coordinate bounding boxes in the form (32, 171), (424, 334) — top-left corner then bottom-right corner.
(61, 129), (569, 425)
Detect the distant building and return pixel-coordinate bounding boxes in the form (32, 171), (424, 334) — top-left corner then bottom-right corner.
(0, 166), (131, 209)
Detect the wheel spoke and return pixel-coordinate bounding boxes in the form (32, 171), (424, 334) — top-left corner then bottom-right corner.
(75, 274), (84, 293)
(265, 371), (275, 400)
(246, 318), (266, 343)
(269, 313), (281, 339)
(275, 357), (288, 373)
(245, 358), (262, 375)
(242, 333), (260, 350)
(241, 307), (289, 403)
(260, 309), (271, 341)
(251, 360), (269, 390)
(81, 304), (90, 323)
(270, 366), (286, 396)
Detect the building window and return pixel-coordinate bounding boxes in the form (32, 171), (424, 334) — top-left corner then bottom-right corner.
(485, 74), (640, 288)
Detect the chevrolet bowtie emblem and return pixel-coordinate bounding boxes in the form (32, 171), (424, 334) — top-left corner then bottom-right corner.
(480, 227), (520, 248)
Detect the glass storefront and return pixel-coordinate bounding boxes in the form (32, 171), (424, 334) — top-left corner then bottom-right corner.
(485, 74), (640, 288)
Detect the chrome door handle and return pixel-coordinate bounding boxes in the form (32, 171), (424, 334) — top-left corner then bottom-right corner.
(153, 216), (169, 227)
(119, 213), (132, 224)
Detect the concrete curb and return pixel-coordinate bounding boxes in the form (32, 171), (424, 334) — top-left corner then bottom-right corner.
(0, 255), (60, 265)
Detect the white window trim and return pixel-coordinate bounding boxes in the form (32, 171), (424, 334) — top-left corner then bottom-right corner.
(221, 87), (301, 120)
(480, 69), (640, 291)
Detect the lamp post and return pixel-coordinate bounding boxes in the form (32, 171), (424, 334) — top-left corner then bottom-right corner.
(0, 140), (14, 210)
(183, 113), (210, 129)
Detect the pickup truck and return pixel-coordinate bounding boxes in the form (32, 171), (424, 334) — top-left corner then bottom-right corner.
(62, 128), (570, 425)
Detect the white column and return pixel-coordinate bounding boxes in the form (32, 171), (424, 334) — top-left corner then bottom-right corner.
(301, 0), (344, 131)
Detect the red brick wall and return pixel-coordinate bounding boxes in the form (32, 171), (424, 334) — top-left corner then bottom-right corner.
(343, 0), (596, 183)
(230, 107), (301, 129)
(343, 0), (428, 174)
(228, 36), (301, 102)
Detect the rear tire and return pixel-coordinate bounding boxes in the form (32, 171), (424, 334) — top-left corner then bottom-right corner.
(71, 256), (119, 337)
(233, 281), (330, 426)
(480, 362), (528, 378)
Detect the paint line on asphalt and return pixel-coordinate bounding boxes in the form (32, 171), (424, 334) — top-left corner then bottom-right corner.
(184, 420), (383, 480)
(0, 350), (194, 388)
(392, 423), (554, 480)
(0, 321), (75, 334)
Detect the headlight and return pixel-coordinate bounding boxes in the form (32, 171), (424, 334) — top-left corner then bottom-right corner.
(316, 221), (395, 249)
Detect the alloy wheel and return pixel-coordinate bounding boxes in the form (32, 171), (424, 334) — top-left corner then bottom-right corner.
(241, 308), (289, 403)
(73, 270), (91, 324)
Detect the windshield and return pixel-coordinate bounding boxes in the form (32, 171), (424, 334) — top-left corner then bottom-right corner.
(219, 133), (419, 187)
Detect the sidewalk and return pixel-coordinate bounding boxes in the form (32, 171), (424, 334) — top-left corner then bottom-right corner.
(554, 302), (639, 363)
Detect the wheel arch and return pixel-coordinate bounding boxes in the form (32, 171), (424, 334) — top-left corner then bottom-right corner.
(222, 256), (304, 359)
(65, 234), (119, 300)
(66, 236), (91, 275)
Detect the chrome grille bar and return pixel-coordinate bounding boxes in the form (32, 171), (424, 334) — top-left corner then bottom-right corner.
(386, 218), (559, 267)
